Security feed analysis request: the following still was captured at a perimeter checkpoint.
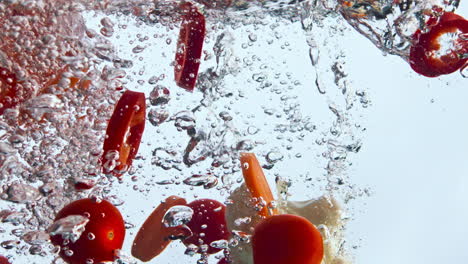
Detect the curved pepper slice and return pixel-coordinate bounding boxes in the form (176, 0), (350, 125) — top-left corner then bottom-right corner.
(174, 2), (206, 91)
(240, 153), (278, 217)
(132, 196), (187, 262)
(101, 90), (146, 176)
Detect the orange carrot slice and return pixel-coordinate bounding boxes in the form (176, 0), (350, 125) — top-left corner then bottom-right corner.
(132, 196), (187, 262)
(240, 152), (278, 217)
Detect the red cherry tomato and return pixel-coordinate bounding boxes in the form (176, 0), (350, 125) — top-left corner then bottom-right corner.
(0, 67), (20, 115)
(101, 90), (146, 176)
(50, 199), (126, 264)
(174, 3), (206, 91)
(409, 12), (468, 77)
(184, 199), (230, 254)
(0, 256), (10, 264)
(252, 214), (323, 264)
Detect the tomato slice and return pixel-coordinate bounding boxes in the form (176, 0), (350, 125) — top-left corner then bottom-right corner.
(409, 12), (468, 77)
(50, 199), (126, 264)
(240, 153), (278, 217)
(0, 67), (20, 115)
(252, 214), (323, 264)
(101, 90), (146, 176)
(174, 3), (206, 91)
(132, 196), (188, 262)
(183, 199), (230, 254)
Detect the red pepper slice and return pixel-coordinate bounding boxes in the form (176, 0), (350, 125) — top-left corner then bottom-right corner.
(409, 12), (468, 77)
(252, 214), (323, 264)
(0, 67), (20, 115)
(101, 90), (146, 176)
(174, 3), (206, 91)
(132, 196), (187, 262)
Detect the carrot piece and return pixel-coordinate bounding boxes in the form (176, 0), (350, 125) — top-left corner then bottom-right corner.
(132, 196), (187, 262)
(240, 152), (278, 217)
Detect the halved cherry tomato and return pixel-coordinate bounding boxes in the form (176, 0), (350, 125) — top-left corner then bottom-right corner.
(0, 255), (10, 264)
(50, 198), (126, 264)
(0, 67), (20, 115)
(101, 90), (146, 176)
(409, 12), (468, 77)
(252, 214), (323, 264)
(240, 153), (278, 217)
(132, 196), (188, 262)
(183, 199), (230, 254)
(174, 2), (206, 91)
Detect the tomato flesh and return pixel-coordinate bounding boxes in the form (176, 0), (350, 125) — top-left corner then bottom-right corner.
(410, 12), (468, 77)
(252, 214), (323, 264)
(183, 199), (230, 254)
(174, 3), (206, 91)
(101, 90), (146, 176)
(50, 199), (126, 264)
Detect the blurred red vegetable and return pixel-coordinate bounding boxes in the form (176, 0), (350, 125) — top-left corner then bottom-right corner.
(174, 2), (206, 91)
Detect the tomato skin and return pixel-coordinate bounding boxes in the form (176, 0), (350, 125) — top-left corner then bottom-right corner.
(0, 256), (10, 264)
(50, 199), (126, 264)
(101, 90), (146, 176)
(184, 199), (230, 254)
(409, 12), (468, 77)
(174, 3), (206, 91)
(252, 214), (323, 264)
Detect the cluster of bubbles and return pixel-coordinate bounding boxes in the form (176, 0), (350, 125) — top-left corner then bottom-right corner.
(0, 0), (462, 263)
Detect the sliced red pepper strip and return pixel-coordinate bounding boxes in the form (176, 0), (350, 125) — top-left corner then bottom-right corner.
(101, 90), (146, 176)
(132, 196), (187, 262)
(252, 214), (323, 264)
(409, 12), (468, 77)
(174, 2), (206, 91)
(240, 153), (278, 218)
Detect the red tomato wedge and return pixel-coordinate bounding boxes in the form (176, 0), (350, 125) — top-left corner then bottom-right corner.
(0, 256), (10, 264)
(252, 214), (323, 264)
(183, 199), (230, 254)
(174, 2), (206, 91)
(50, 199), (126, 264)
(0, 67), (20, 115)
(132, 196), (188, 262)
(409, 12), (468, 77)
(240, 153), (278, 217)
(101, 90), (146, 176)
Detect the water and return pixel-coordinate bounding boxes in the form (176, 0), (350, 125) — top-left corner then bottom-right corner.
(0, 0), (465, 263)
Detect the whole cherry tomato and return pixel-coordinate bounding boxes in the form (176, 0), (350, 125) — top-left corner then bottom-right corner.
(101, 90), (146, 176)
(184, 199), (230, 254)
(174, 2), (206, 91)
(252, 214), (323, 264)
(50, 198), (126, 264)
(0, 256), (10, 264)
(409, 12), (468, 77)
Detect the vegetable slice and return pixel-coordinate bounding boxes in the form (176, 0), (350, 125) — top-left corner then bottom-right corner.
(174, 2), (206, 91)
(252, 214), (323, 264)
(132, 196), (187, 262)
(101, 90), (146, 176)
(240, 153), (278, 217)
(409, 12), (468, 77)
